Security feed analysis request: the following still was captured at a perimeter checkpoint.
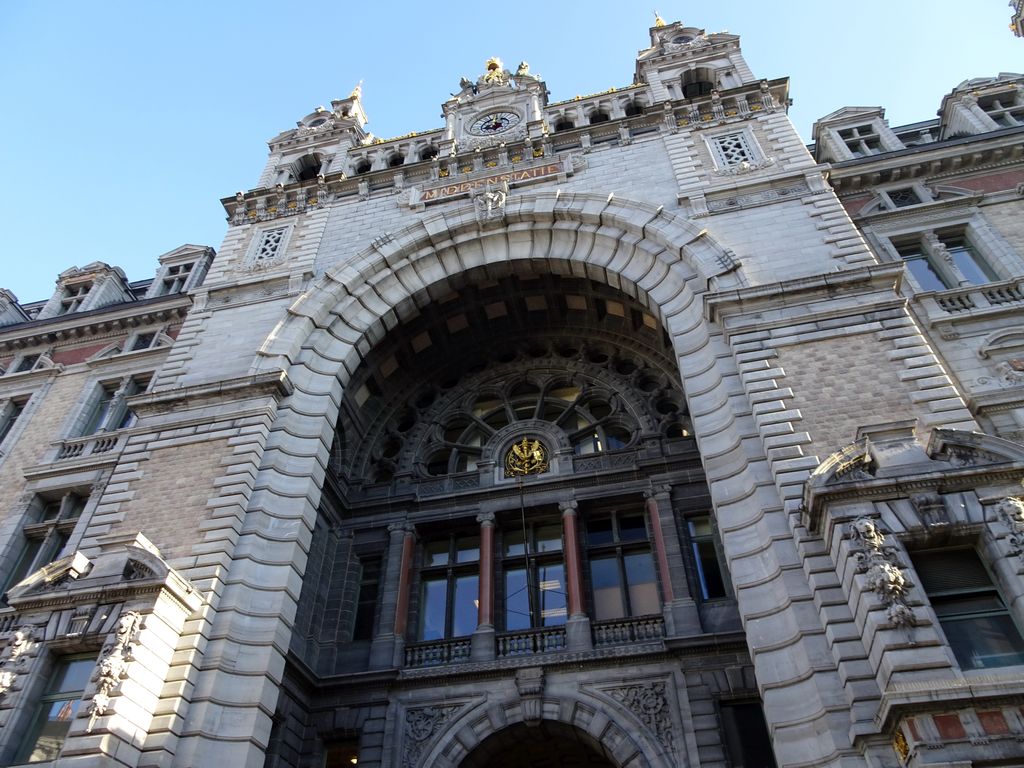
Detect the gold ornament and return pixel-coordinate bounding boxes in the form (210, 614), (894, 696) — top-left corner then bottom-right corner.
(505, 437), (549, 477)
(893, 730), (909, 762)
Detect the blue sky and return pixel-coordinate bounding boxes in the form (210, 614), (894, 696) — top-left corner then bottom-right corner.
(1, 1), (1020, 302)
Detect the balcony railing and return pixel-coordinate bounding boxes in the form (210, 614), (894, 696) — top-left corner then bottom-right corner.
(496, 626), (568, 658)
(921, 278), (1024, 317)
(404, 637), (472, 667)
(55, 432), (125, 461)
(592, 615), (665, 647)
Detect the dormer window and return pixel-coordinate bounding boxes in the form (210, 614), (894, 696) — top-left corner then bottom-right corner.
(158, 262), (192, 295)
(58, 283), (91, 315)
(977, 90), (1024, 128)
(682, 67), (715, 99)
(838, 125), (882, 157)
(13, 354), (40, 374)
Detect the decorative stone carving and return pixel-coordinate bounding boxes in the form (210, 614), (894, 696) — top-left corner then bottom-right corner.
(402, 704), (460, 768)
(0, 625), (37, 697)
(706, 182), (810, 212)
(995, 359), (1024, 387)
(910, 493), (949, 528)
(713, 157), (777, 176)
(849, 517), (914, 628)
(472, 179), (508, 223)
(996, 496), (1024, 559)
(514, 667), (544, 725)
(607, 681), (675, 753)
(87, 611), (142, 731)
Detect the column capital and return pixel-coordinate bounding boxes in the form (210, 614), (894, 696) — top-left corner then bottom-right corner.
(476, 512), (496, 526)
(644, 484), (672, 501)
(558, 499), (578, 515)
(387, 522), (415, 535)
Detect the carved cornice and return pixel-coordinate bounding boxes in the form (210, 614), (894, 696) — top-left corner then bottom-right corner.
(0, 296), (190, 354)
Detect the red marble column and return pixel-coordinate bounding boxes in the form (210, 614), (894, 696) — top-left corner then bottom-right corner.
(392, 526), (416, 638)
(645, 490), (675, 604)
(477, 512), (495, 628)
(560, 500), (585, 617)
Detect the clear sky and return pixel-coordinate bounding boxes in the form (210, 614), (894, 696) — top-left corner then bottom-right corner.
(1, 1), (1019, 302)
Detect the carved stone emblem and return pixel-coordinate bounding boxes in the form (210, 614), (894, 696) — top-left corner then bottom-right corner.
(402, 704), (459, 768)
(849, 517), (914, 628)
(504, 437), (549, 477)
(471, 179), (508, 223)
(607, 681), (675, 753)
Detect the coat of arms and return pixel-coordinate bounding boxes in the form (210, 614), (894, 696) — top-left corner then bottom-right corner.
(504, 437), (549, 477)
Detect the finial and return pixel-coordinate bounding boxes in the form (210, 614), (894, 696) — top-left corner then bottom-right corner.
(653, 10), (666, 27)
(349, 80), (363, 100)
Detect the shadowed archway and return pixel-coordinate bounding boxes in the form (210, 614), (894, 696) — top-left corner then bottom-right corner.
(459, 721), (620, 768)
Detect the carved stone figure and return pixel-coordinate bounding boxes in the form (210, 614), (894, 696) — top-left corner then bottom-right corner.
(997, 496), (1024, 558)
(607, 681), (675, 753)
(472, 179), (508, 222)
(87, 611), (142, 731)
(0, 625), (36, 697)
(849, 517), (914, 628)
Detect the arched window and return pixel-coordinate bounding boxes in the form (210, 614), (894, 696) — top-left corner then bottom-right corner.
(553, 116), (575, 132)
(682, 67), (716, 99)
(295, 154), (322, 182)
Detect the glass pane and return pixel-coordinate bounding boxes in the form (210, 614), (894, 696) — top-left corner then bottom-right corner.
(689, 517), (712, 537)
(618, 515), (647, 542)
(40, 502), (61, 521)
(587, 518), (614, 546)
(538, 562), (566, 625)
(694, 539), (727, 599)
(625, 551), (660, 615)
(455, 536), (480, 563)
(452, 574), (479, 637)
(53, 658), (96, 694)
(904, 257), (948, 291)
(504, 530), (525, 557)
(548, 386), (581, 403)
(22, 698), (81, 763)
(425, 540), (449, 567)
(591, 556), (625, 620)
(505, 568), (530, 630)
(948, 244), (993, 285)
(535, 525), (562, 553)
(5, 538), (43, 591)
(942, 613), (1024, 669)
(420, 578), (448, 640)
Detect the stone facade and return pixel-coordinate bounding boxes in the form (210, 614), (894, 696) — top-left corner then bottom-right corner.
(0, 17), (1022, 768)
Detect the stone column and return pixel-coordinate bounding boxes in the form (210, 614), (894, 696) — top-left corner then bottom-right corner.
(471, 512), (496, 661)
(369, 522), (414, 669)
(560, 499), (592, 651)
(646, 486), (702, 636)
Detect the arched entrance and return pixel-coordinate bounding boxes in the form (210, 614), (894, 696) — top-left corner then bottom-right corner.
(459, 722), (619, 768)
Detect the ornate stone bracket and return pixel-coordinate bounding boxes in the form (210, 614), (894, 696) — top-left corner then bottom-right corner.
(606, 680), (676, 754)
(87, 611), (142, 732)
(849, 517), (914, 628)
(515, 667), (544, 725)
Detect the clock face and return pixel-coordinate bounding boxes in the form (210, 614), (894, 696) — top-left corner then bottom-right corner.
(468, 110), (521, 136)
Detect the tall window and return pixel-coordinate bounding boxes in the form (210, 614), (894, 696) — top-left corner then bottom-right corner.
(689, 516), (727, 600)
(0, 395), (29, 446)
(352, 557), (380, 641)
(893, 229), (996, 291)
(419, 534), (479, 640)
(79, 375), (148, 436)
(837, 124), (882, 157)
(16, 655), (95, 763)
(502, 522), (567, 630)
(720, 701), (777, 768)
(2, 492), (86, 598)
(912, 547), (1024, 670)
(586, 510), (659, 620)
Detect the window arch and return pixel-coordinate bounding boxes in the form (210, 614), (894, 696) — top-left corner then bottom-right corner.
(682, 67), (716, 99)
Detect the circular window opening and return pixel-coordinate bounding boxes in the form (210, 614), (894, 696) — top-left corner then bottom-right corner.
(615, 359), (638, 376)
(656, 398), (679, 415)
(396, 410), (416, 432)
(355, 160), (372, 174)
(587, 349), (609, 365)
(638, 376), (659, 392)
(381, 438), (402, 459)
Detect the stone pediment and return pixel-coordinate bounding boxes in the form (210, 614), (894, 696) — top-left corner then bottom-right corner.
(814, 106), (885, 125)
(5, 532), (199, 613)
(802, 428), (1024, 532)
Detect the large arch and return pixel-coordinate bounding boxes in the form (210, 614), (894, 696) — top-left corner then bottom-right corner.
(177, 192), (847, 766)
(412, 688), (679, 768)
